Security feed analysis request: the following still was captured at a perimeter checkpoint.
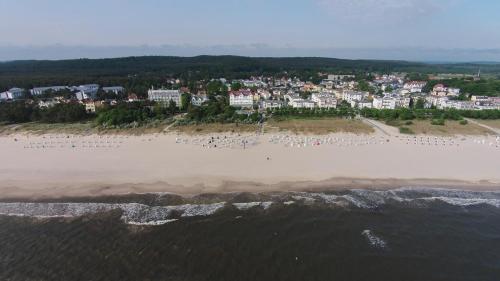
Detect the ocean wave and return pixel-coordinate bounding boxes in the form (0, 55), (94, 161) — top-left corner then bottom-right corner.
(1, 188), (499, 224)
(291, 188), (500, 209)
(0, 202), (227, 225)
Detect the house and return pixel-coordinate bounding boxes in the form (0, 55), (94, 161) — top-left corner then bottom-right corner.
(403, 81), (427, 93)
(84, 101), (97, 113)
(102, 86), (124, 94)
(257, 89), (272, 100)
(303, 83), (321, 92)
(191, 94), (209, 106)
(311, 93), (337, 108)
(147, 88), (181, 107)
(127, 94), (140, 102)
(229, 89), (254, 108)
(471, 96), (491, 103)
(432, 84), (460, 97)
(433, 84), (447, 93)
(38, 99), (60, 108)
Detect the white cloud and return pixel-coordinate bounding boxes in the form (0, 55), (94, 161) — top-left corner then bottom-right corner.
(317, 0), (454, 21)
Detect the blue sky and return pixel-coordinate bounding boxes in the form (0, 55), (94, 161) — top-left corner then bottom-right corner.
(1, 0), (499, 61)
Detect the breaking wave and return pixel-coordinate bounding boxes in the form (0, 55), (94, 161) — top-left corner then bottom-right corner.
(1, 188), (499, 225)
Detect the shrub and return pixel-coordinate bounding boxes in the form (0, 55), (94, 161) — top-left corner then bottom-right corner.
(459, 120), (468, 125)
(385, 119), (401, 127)
(399, 127), (414, 134)
(431, 119), (445, 126)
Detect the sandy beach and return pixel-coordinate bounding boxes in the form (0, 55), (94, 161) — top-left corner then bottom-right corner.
(1, 128), (499, 198)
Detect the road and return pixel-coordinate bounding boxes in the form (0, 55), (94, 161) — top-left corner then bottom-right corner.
(465, 118), (500, 135)
(360, 117), (397, 136)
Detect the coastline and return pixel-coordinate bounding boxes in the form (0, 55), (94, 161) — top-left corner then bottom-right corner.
(1, 177), (500, 200)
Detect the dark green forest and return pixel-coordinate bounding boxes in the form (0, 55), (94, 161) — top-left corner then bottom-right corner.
(1, 56), (499, 95)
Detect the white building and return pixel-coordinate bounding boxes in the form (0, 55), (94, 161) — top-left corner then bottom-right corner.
(311, 93), (337, 108)
(373, 97), (397, 109)
(357, 99), (373, 109)
(31, 86), (68, 96)
(440, 100), (475, 110)
(74, 84), (100, 101)
(426, 95), (449, 108)
(0, 87), (25, 100)
(148, 89), (181, 106)
(290, 99), (316, 109)
(327, 74), (355, 81)
(229, 90), (254, 108)
(342, 91), (367, 103)
(260, 100), (284, 110)
(102, 86), (125, 94)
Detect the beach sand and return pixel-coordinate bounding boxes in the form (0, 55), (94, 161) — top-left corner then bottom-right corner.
(0, 130), (499, 199)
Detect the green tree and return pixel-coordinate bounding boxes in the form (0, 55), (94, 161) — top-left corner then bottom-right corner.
(231, 82), (242, 91)
(414, 98), (425, 109)
(180, 93), (191, 111)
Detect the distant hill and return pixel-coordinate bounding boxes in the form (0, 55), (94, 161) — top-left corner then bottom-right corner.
(2, 55), (499, 76)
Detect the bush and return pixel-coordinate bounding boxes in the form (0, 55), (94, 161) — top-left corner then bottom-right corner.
(399, 127), (414, 134)
(405, 121), (413, 125)
(459, 120), (468, 125)
(431, 119), (445, 126)
(385, 119), (401, 127)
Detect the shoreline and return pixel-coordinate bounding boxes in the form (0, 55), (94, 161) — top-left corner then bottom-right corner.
(1, 177), (499, 200)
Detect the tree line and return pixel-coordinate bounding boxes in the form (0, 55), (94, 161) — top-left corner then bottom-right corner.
(360, 108), (500, 121)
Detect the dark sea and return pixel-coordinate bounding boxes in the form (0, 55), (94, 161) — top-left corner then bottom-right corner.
(1, 188), (500, 281)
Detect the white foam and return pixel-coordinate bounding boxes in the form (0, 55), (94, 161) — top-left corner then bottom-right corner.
(362, 230), (387, 249)
(233, 202), (273, 210)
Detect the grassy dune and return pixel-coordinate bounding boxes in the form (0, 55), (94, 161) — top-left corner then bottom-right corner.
(266, 118), (374, 135)
(392, 120), (494, 136)
(173, 123), (260, 135)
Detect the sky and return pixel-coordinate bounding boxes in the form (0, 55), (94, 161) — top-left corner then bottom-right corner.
(1, 0), (500, 61)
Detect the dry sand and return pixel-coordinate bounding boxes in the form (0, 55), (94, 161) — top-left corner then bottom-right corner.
(0, 130), (499, 199)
